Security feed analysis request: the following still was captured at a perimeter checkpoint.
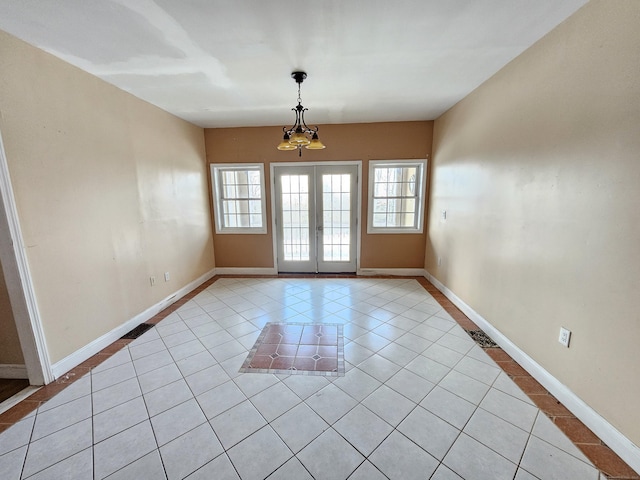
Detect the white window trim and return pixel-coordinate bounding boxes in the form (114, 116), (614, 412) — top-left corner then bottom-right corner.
(210, 163), (267, 234)
(367, 159), (428, 234)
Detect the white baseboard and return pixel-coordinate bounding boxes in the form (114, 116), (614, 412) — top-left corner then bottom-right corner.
(214, 267), (424, 277)
(214, 267), (277, 276)
(0, 364), (28, 379)
(51, 268), (216, 379)
(424, 271), (640, 474)
(358, 268), (425, 277)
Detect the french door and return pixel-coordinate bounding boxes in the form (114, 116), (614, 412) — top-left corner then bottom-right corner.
(274, 164), (358, 273)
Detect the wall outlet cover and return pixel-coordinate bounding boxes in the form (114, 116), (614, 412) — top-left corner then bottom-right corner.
(559, 327), (571, 347)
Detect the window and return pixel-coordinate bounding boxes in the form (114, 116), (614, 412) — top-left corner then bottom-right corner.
(211, 164), (267, 234)
(367, 159), (428, 234)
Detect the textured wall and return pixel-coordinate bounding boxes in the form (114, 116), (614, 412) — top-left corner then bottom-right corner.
(0, 30), (215, 364)
(426, 0), (640, 445)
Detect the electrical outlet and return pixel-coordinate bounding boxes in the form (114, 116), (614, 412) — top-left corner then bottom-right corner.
(437, 256), (442, 266)
(149, 276), (156, 286)
(164, 272), (170, 282)
(558, 327), (571, 347)
(442, 210), (447, 220)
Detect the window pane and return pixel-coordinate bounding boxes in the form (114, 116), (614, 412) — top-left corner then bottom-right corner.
(373, 199), (388, 214)
(401, 214), (416, 227)
(237, 214), (250, 227)
(404, 198), (416, 213)
(249, 183), (261, 199)
(373, 213), (387, 227)
(250, 214), (262, 227)
(235, 170), (248, 184)
(249, 200), (261, 213)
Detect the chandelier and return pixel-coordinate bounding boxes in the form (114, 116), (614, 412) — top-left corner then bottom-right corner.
(277, 71), (326, 155)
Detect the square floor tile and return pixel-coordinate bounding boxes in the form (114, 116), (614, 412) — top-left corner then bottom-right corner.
(297, 428), (364, 480)
(398, 405), (460, 460)
(184, 453), (239, 480)
(26, 447), (92, 480)
(305, 384), (358, 425)
(333, 404), (393, 456)
(94, 420), (157, 479)
(144, 378), (194, 417)
(405, 355), (451, 384)
(369, 430), (439, 480)
(362, 384), (416, 427)
(31, 395), (92, 441)
(196, 380), (246, 419)
(348, 460), (389, 480)
(357, 354), (402, 382)
(209, 400), (267, 449)
(444, 433), (518, 480)
(479, 388), (538, 432)
(92, 377), (142, 415)
(249, 382), (301, 422)
(93, 396), (149, 443)
(266, 457), (313, 480)
(22, 418), (92, 478)
(385, 368), (436, 403)
(0, 446), (27, 480)
(420, 386), (476, 429)
(281, 374), (330, 400)
(520, 439), (600, 480)
(270, 403), (328, 453)
(463, 408), (529, 463)
(438, 369), (491, 405)
(185, 364), (230, 396)
(332, 368), (381, 402)
(106, 450), (167, 480)
(138, 364), (183, 394)
(150, 399), (207, 447)
(160, 423), (223, 480)
(430, 464), (464, 480)
(227, 426), (292, 480)
(0, 416), (35, 455)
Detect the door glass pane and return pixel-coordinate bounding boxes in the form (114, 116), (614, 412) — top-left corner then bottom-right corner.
(281, 175), (310, 261)
(322, 174), (351, 262)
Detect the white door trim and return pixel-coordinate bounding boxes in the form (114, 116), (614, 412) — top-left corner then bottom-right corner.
(270, 161), (362, 274)
(0, 129), (53, 385)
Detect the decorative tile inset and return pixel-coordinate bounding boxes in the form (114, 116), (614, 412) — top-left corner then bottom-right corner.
(239, 323), (345, 377)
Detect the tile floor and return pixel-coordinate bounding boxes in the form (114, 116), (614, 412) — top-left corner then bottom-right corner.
(0, 277), (634, 479)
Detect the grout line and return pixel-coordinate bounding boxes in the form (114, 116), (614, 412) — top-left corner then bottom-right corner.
(415, 277), (639, 480)
(2, 275), (638, 479)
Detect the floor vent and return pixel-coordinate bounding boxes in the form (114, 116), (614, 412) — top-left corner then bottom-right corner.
(121, 323), (154, 340)
(467, 329), (498, 348)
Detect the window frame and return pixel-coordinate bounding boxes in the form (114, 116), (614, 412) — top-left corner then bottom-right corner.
(367, 159), (428, 234)
(210, 163), (267, 234)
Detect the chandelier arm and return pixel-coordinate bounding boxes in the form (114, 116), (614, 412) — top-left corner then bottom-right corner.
(299, 108), (317, 134)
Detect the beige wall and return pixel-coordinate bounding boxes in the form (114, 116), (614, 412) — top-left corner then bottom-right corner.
(0, 30), (215, 364)
(205, 121), (433, 269)
(0, 261), (24, 365)
(426, 0), (640, 446)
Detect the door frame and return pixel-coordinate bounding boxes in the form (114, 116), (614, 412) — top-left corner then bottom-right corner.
(0, 129), (53, 385)
(270, 161), (362, 274)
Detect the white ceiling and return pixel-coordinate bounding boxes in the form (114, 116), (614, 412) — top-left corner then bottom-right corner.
(0, 0), (588, 128)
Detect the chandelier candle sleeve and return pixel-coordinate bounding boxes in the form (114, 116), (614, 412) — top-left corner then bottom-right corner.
(277, 71), (326, 156)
